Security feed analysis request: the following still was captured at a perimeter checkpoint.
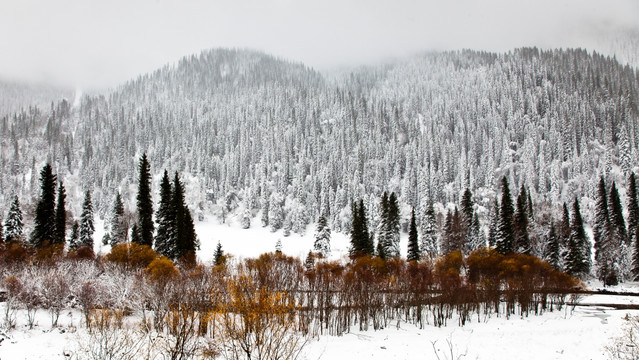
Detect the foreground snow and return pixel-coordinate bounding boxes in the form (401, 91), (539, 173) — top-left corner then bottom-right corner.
(0, 301), (636, 360)
(3, 220), (636, 359)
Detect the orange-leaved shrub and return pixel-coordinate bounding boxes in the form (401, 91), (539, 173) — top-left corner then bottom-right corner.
(106, 243), (158, 269)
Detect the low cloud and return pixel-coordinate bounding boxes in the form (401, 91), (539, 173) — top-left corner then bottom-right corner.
(0, 0), (636, 89)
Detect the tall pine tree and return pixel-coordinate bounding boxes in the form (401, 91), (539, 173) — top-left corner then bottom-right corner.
(513, 185), (530, 254)
(136, 154), (154, 246)
(628, 172), (639, 242)
(632, 225), (639, 280)
(376, 192), (390, 258)
(460, 188), (474, 228)
(154, 170), (175, 258)
(53, 182), (66, 246)
(407, 208), (420, 261)
(350, 200), (372, 258)
(593, 177), (611, 263)
(628, 172), (639, 243)
(111, 193), (127, 245)
(31, 164), (57, 248)
(609, 182), (628, 245)
(544, 221), (560, 270)
(172, 172), (198, 262)
(565, 198), (590, 278)
(419, 202), (438, 258)
(488, 198), (500, 247)
(79, 190), (95, 253)
(387, 192), (401, 257)
(496, 177), (515, 254)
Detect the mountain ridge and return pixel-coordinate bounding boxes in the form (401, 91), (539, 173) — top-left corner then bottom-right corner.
(0, 47), (637, 249)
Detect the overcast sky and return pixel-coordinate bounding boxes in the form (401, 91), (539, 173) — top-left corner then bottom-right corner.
(0, 0), (637, 90)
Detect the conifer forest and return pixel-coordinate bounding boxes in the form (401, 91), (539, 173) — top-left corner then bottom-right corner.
(1, 46), (639, 359)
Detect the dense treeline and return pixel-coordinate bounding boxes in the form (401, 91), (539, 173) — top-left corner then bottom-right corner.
(0, 48), (637, 239)
(0, 48), (639, 284)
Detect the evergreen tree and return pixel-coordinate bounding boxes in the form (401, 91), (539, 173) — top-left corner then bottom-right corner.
(261, 194), (269, 228)
(466, 212), (484, 253)
(376, 192), (390, 258)
(31, 163), (57, 247)
(460, 188), (474, 228)
(214, 241), (224, 266)
(154, 170), (175, 258)
(5, 196), (23, 243)
(350, 201), (361, 257)
(628, 172), (639, 242)
(593, 177), (611, 263)
(111, 193), (127, 245)
(181, 210), (198, 258)
(593, 177), (617, 284)
(376, 237), (387, 260)
(241, 207), (252, 229)
(387, 192), (401, 257)
(275, 239), (282, 254)
(53, 182), (66, 246)
(313, 214), (331, 257)
(68, 220), (80, 250)
(527, 192), (534, 220)
(407, 208), (420, 261)
(565, 198), (590, 278)
(558, 203), (572, 272)
(350, 200), (372, 258)
(102, 233), (111, 246)
(488, 198), (500, 247)
(419, 202), (438, 258)
(172, 172), (199, 261)
(359, 199), (373, 256)
(513, 185), (531, 254)
(609, 182), (628, 245)
(304, 251), (315, 272)
(632, 226), (639, 280)
(79, 190), (95, 252)
(130, 223), (141, 245)
(559, 202), (571, 245)
(544, 221), (560, 270)
(496, 177), (515, 254)
(442, 208), (464, 254)
(136, 153), (154, 246)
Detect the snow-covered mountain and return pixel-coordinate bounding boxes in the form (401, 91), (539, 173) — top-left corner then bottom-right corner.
(1, 47), (637, 236)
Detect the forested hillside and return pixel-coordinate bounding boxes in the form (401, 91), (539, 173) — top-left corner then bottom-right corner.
(1, 47), (637, 243)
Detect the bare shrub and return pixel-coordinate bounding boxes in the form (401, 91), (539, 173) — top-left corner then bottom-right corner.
(607, 314), (639, 360)
(75, 310), (160, 360)
(215, 272), (307, 360)
(19, 280), (42, 329)
(78, 281), (99, 328)
(41, 271), (70, 327)
(2, 276), (22, 328)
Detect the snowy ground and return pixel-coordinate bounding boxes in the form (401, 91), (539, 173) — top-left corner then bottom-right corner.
(1, 300), (636, 360)
(2, 219), (638, 359)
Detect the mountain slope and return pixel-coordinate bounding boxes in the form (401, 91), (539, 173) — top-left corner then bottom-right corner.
(1, 47), (637, 239)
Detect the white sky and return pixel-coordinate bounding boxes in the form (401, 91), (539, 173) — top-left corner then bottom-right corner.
(0, 0), (637, 90)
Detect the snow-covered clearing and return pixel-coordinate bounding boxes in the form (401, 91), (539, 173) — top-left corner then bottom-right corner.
(1, 300), (636, 359)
